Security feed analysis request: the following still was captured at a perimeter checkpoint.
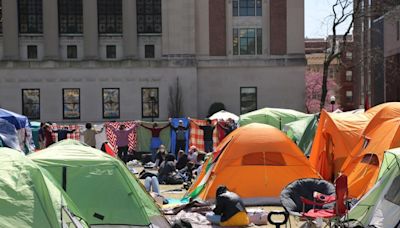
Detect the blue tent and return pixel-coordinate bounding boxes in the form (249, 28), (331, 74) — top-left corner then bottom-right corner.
(0, 119), (21, 150)
(0, 108), (30, 130)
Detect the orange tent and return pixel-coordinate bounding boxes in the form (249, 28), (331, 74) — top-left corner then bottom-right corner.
(340, 103), (400, 198)
(185, 123), (320, 205)
(308, 110), (371, 181)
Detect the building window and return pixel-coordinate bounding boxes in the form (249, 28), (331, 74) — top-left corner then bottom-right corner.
(58, 0), (83, 34)
(137, 0), (161, 33)
(233, 0), (262, 17)
(98, 0), (122, 34)
(22, 89), (40, 119)
(346, 51), (352, 60)
(63, 88), (80, 119)
(27, 45), (38, 59)
(145, 45), (155, 58)
(18, 0), (43, 33)
(142, 88), (159, 118)
(103, 88), (120, 119)
(346, 90), (353, 102)
(240, 87), (257, 114)
(233, 28), (262, 55)
(67, 45), (77, 59)
(106, 45), (116, 59)
(346, 71), (353, 81)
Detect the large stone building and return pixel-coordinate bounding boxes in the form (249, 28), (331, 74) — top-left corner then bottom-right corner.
(0, 0), (305, 122)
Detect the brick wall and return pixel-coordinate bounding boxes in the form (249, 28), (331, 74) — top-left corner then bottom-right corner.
(270, 0), (287, 55)
(209, 0), (226, 56)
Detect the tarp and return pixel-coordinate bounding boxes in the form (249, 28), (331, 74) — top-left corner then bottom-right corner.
(0, 108), (29, 130)
(346, 148), (400, 227)
(283, 115), (318, 156)
(29, 140), (168, 226)
(238, 107), (311, 129)
(0, 147), (88, 228)
(170, 118), (190, 153)
(137, 121), (171, 152)
(185, 123), (320, 205)
(0, 118), (21, 151)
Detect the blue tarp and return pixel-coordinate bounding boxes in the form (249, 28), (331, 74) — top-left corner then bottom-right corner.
(0, 119), (21, 150)
(169, 118), (190, 154)
(0, 108), (30, 130)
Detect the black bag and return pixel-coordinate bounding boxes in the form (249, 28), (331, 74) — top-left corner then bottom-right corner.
(166, 173), (184, 185)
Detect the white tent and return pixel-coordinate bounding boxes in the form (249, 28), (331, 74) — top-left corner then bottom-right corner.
(209, 110), (239, 122)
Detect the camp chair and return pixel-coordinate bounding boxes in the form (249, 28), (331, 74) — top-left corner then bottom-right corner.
(301, 175), (348, 227)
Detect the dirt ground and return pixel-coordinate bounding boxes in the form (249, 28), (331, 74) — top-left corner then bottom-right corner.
(134, 166), (305, 228)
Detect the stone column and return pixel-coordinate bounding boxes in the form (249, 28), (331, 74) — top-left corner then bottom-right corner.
(43, 0), (59, 59)
(123, 0), (138, 59)
(262, 0), (270, 55)
(83, 0), (99, 59)
(225, 0), (232, 56)
(2, 0), (19, 60)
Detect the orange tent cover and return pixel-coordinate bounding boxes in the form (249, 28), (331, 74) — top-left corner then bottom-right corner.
(186, 123), (320, 205)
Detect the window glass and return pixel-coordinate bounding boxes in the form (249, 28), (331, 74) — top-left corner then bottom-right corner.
(27, 45), (38, 59)
(103, 88), (120, 119)
(106, 45), (116, 59)
(63, 89), (80, 119)
(234, 28), (261, 55)
(242, 152), (286, 166)
(22, 89), (40, 119)
(18, 0), (43, 33)
(58, 0), (83, 34)
(240, 87), (257, 114)
(346, 90), (353, 102)
(360, 154), (379, 166)
(98, 0), (122, 34)
(137, 0), (161, 33)
(67, 45), (77, 59)
(145, 45), (155, 58)
(257, 28), (262, 55)
(233, 29), (239, 55)
(142, 88), (159, 118)
(235, 0), (261, 16)
(346, 71), (353, 81)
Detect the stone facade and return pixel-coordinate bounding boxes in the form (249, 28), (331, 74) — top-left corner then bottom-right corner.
(0, 0), (305, 122)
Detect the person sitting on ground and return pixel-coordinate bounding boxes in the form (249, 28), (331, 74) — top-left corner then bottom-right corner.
(83, 123), (103, 148)
(206, 185), (249, 227)
(52, 126), (76, 141)
(144, 176), (160, 194)
(158, 154), (183, 185)
(154, 145), (168, 168)
(176, 150), (189, 170)
(140, 122), (170, 161)
(188, 146), (198, 164)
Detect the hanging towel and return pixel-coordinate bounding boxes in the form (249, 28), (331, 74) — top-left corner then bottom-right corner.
(105, 121), (138, 153)
(189, 119), (219, 152)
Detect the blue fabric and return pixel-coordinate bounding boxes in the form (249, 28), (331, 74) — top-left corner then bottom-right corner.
(0, 119), (20, 150)
(151, 137), (162, 161)
(0, 108), (30, 130)
(170, 118), (190, 154)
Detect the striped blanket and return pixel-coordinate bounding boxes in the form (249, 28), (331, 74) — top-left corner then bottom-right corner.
(189, 119), (219, 152)
(51, 124), (80, 142)
(105, 121), (138, 153)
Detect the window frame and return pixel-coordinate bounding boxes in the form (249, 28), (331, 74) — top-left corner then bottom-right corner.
(97, 0), (122, 34)
(102, 88), (120, 119)
(106, 45), (117, 59)
(346, 90), (353, 102)
(233, 0), (262, 17)
(144, 44), (155, 58)
(22, 89), (40, 120)
(233, 28), (262, 56)
(18, 0), (43, 34)
(240, 87), (257, 115)
(141, 87), (159, 119)
(58, 0), (83, 34)
(67, 45), (78, 59)
(62, 88), (80, 119)
(345, 70), (353, 81)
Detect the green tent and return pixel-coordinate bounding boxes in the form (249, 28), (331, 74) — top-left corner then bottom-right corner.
(137, 121), (171, 152)
(283, 115), (318, 156)
(0, 147), (88, 228)
(30, 121), (41, 149)
(29, 140), (168, 227)
(346, 148), (400, 227)
(239, 107), (311, 129)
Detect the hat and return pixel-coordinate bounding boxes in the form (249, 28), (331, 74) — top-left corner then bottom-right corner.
(178, 120), (183, 123)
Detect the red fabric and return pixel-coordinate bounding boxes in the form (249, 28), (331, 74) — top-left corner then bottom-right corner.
(51, 124), (80, 141)
(104, 142), (116, 157)
(364, 94), (370, 110)
(189, 119), (219, 151)
(303, 209), (335, 218)
(217, 121), (227, 141)
(105, 121), (138, 153)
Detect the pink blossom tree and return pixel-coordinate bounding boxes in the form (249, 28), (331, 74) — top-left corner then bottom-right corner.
(305, 70), (339, 113)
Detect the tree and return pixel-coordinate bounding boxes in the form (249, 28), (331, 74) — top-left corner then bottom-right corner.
(168, 77), (183, 117)
(207, 102), (226, 117)
(320, 0), (361, 110)
(306, 71), (339, 113)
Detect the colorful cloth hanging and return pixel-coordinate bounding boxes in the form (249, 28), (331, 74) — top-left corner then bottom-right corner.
(189, 119), (219, 152)
(105, 121), (138, 153)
